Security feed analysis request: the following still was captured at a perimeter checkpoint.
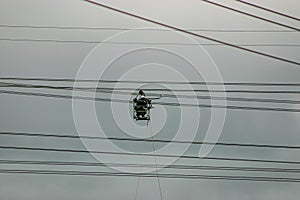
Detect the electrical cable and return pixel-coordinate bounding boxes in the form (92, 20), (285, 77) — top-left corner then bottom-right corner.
(1, 81), (300, 105)
(1, 145), (300, 165)
(1, 169), (300, 182)
(201, 0), (300, 31)
(1, 38), (299, 47)
(82, 0), (300, 66)
(0, 24), (297, 32)
(2, 77), (300, 86)
(1, 131), (300, 150)
(1, 159), (300, 173)
(1, 89), (300, 113)
(1, 79), (300, 94)
(2, 81), (300, 94)
(235, 0), (300, 21)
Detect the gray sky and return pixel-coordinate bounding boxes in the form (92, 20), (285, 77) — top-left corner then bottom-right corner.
(0, 0), (300, 199)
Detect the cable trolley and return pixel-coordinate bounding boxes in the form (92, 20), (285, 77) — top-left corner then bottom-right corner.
(133, 90), (153, 121)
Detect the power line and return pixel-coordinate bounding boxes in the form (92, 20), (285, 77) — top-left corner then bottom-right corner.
(1, 131), (300, 150)
(1, 38), (299, 47)
(202, 0), (300, 31)
(235, 0), (300, 21)
(82, 88), (300, 94)
(82, 0), (300, 66)
(1, 169), (300, 183)
(1, 79), (300, 94)
(1, 89), (300, 113)
(1, 77), (300, 86)
(1, 82), (300, 105)
(1, 145), (300, 165)
(1, 159), (300, 173)
(87, 88), (300, 94)
(1, 81), (300, 94)
(0, 24), (297, 32)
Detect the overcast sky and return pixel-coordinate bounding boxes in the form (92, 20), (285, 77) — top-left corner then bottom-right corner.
(0, 0), (300, 199)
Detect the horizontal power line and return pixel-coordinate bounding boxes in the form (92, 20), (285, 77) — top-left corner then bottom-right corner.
(0, 168), (299, 183)
(1, 77), (300, 86)
(1, 82), (300, 105)
(1, 131), (300, 150)
(1, 145), (300, 165)
(1, 159), (300, 173)
(82, 0), (300, 66)
(1, 81), (300, 94)
(0, 24), (297, 32)
(0, 38), (299, 47)
(1, 89), (300, 113)
(235, 0), (300, 21)
(1, 79), (300, 94)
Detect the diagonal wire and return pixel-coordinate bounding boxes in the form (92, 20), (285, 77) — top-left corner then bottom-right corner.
(202, 0), (300, 31)
(235, 0), (300, 21)
(82, 0), (300, 66)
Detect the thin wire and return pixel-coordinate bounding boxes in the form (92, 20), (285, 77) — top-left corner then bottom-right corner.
(201, 0), (300, 31)
(2, 159), (300, 173)
(90, 87), (300, 94)
(2, 81), (300, 94)
(1, 169), (300, 183)
(235, 0), (300, 21)
(1, 38), (299, 47)
(0, 24), (297, 32)
(2, 131), (300, 150)
(2, 82), (300, 105)
(82, 0), (300, 66)
(83, 88), (300, 94)
(148, 122), (163, 200)
(1, 79), (300, 94)
(134, 122), (148, 200)
(1, 89), (300, 113)
(2, 145), (300, 165)
(2, 77), (300, 86)
(134, 160), (142, 200)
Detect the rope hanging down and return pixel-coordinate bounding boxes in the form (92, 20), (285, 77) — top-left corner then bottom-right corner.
(149, 122), (163, 200)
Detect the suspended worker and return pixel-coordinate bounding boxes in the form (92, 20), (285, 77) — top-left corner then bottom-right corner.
(133, 89), (152, 121)
(136, 89), (146, 100)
